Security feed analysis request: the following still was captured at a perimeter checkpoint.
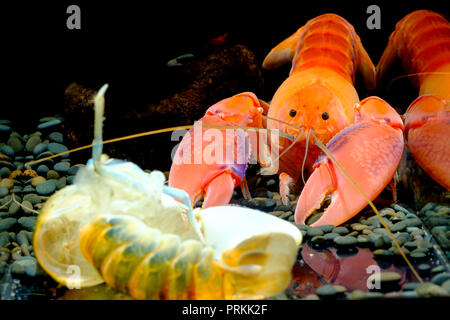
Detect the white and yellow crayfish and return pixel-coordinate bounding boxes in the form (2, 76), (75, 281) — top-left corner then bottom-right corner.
(33, 84), (302, 300)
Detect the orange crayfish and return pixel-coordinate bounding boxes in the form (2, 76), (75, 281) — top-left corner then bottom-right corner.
(377, 9), (450, 190)
(169, 11), (449, 228)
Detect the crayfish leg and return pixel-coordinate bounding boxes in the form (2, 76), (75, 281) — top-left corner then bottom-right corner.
(202, 172), (236, 208)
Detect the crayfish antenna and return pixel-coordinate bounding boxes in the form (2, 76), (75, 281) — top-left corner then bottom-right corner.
(92, 84), (109, 167)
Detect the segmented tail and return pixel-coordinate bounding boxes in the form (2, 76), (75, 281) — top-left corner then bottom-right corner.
(263, 14), (376, 89)
(377, 10), (450, 87)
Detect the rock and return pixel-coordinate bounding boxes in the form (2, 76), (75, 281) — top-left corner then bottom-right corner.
(0, 124), (11, 133)
(55, 177), (67, 190)
(324, 232), (340, 241)
(49, 132), (64, 143)
(36, 164), (49, 176)
(36, 180), (56, 195)
(47, 143), (69, 158)
(410, 251), (427, 259)
(18, 216), (36, 231)
(316, 285), (338, 298)
(403, 282), (421, 291)
(0, 167), (11, 178)
(442, 280), (450, 293)
(0, 217), (17, 232)
(415, 282), (449, 297)
(11, 257), (45, 277)
(8, 201), (20, 215)
(53, 162), (70, 174)
(431, 272), (450, 286)
(420, 202), (437, 215)
(391, 221), (407, 232)
(67, 175), (75, 185)
(332, 227), (349, 235)
(68, 165), (83, 176)
(16, 230), (29, 246)
(306, 227), (324, 238)
(357, 235), (370, 245)
(25, 135), (42, 153)
(426, 216), (450, 228)
(33, 143), (47, 155)
(46, 169), (60, 179)
(403, 218), (422, 228)
(311, 235), (326, 247)
(316, 225), (335, 233)
(247, 197), (276, 212)
(7, 137), (24, 153)
(432, 266), (446, 274)
(21, 200), (34, 214)
(0, 186), (8, 197)
(23, 193), (41, 205)
(37, 119), (61, 130)
(31, 176), (46, 187)
(351, 223), (369, 231)
(0, 145), (14, 157)
(22, 185), (36, 193)
(404, 241), (418, 250)
(334, 236), (358, 247)
(391, 204), (411, 215)
(0, 232), (10, 246)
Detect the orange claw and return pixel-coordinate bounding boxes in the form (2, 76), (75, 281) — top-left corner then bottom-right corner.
(295, 97), (405, 226)
(169, 92), (266, 208)
(404, 95), (450, 190)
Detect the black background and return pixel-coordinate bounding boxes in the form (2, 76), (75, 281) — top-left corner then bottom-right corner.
(2, 1), (448, 115)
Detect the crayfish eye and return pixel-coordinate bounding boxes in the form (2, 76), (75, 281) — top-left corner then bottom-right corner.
(289, 109), (297, 117)
(321, 112), (329, 120)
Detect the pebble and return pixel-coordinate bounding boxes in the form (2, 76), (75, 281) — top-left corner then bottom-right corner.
(410, 251), (427, 259)
(0, 186), (8, 197)
(7, 137), (24, 153)
(404, 241), (417, 250)
(25, 135), (41, 153)
(33, 143), (47, 156)
(11, 257), (45, 277)
(442, 280), (450, 293)
(311, 236), (326, 246)
(431, 272), (450, 286)
(403, 282), (421, 291)
(357, 235), (370, 245)
(369, 271), (402, 285)
(351, 223), (369, 231)
(16, 230), (29, 246)
(36, 180), (56, 195)
(31, 176), (46, 187)
(21, 200), (34, 214)
(415, 282), (449, 297)
(0, 124), (11, 133)
(53, 162), (70, 174)
(48, 132), (63, 143)
(18, 216), (36, 231)
(68, 165), (82, 176)
(23, 193), (41, 205)
(247, 197), (276, 212)
(391, 220), (407, 232)
(36, 164), (49, 176)
(332, 227), (349, 235)
(316, 225), (334, 233)
(306, 227), (324, 238)
(403, 218), (422, 228)
(432, 266), (446, 274)
(8, 202), (20, 215)
(0, 232), (10, 247)
(22, 185), (36, 193)
(47, 169), (60, 179)
(37, 119), (61, 130)
(0, 145), (14, 157)
(0, 167), (11, 178)
(66, 175), (75, 185)
(47, 143), (69, 158)
(324, 232), (340, 241)
(316, 285), (338, 298)
(0, 217), (17, 232)
(334, 236), (358, 247)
